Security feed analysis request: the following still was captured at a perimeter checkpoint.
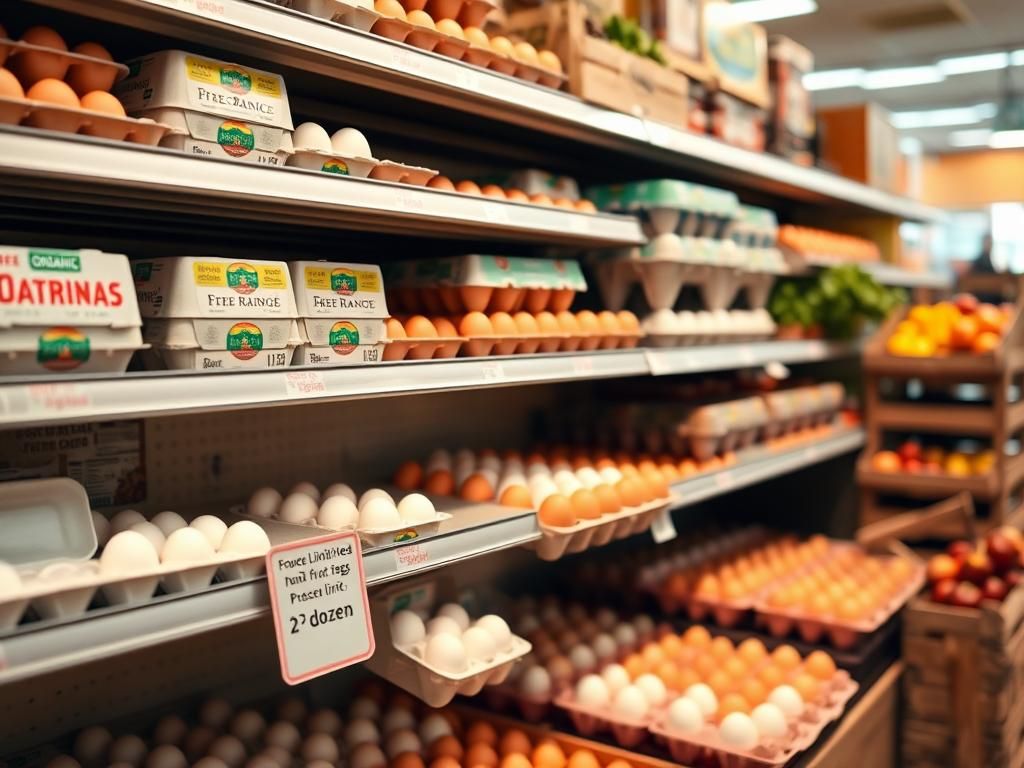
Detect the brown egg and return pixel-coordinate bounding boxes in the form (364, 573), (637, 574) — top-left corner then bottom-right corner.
(428, 175), (456, 191)
(80, 90), (125, 116)
(565, 751), (599, 768)
(431, 758), (462, 768)
(393, 754), (427, 768)
(498, 729), (532, 757)
(531, 741), (566, 768)
(25, 78), (83, 133)
(461, 473), (495, 502)
(553, 198), (575, 210)
(574, 199), (597, 213)
(0, 66), (25, 99)
(538, 494), (574, 527)
(545, 654), (574, 686)
(569, 489), (600, 520)
(772, 644), (802, 670)
(393, 460), (424, 490)
(593, 484), (621, 514)
(456, 180), (482, 195)
(499, 484), (532, 508)
(481, 184), (507, 199)
(424, 469), (454, 496)
(404, 315), (438, 338)
(500, 756), (532, 768)
(505, 188), (530, 202)
(465, 743), (499, 767)
(529, 193), (554, 207)
(489, 311), (518, 336)
(66, 42), (116, 95)
(15, 27), (68, 85)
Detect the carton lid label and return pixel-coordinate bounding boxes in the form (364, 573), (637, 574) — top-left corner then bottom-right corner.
(190, 260), (290, 316)
(298, 265), (387, 317)
(184, 55), (287, 126)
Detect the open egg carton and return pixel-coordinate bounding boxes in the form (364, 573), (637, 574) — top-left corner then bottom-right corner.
(762, 384), (844, 439)
(265, 0), (380, 31)
(531, 495), (675, 562)
(0, 479), (269, 631)
(239, 482), (451, 549)
(364, 575), (531, 706)
(0, 29), (175, 144)
(286, 122), (438, 184)
(640, 308), (776, 347)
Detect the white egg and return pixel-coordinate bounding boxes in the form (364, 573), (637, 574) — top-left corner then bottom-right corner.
(644, 308), (680, 334)
(150, 510), (188, 537)
(323, 482), (357, 503)
(555, 475), (583, 496)
(128, 521), (166, 554)
(612, 622), (638, 649)
(279, 493), (318, 524)
(575, 468), (602, 489)
(598, 467), (623, 485)
(518, 665), (552, 697)
(301, 733), (339, 764)
(219, 521), (271, 556)
(246, 487), (281, 518)
(474, 614), (513, 652)
(348, 697), (379, 721)
(358, 497), (401, 530)
(92, 512), (111, 547)
(612, 685), (649, 719)
(292, 122), (332, 153)
(600, 663), (629, 696)
(719, 712), (759, 749)
(397, 493), (436, 523)
(109, 734), (148, 767)
(479, 456), (502, 474)
(317, 496), (358, 529)
(424, 632), (468, 673)
(632, 614), (655, 638)
(100, 531), (160, 575)
(569, 644), (597, 674)
(426, 615), (462, 637)
(453, 464), (475, 489)
(634, 673), (668, 706)
(110, 509), (146, 535)
(153, 715), (188, 746)
(426, 450), (451, 472)
(383, 728), (421, 758)
(188, 515), (228, 550)
(199, 698), (233, 729)
(349, 743), (387, 768)
(264, 721), (301, 752)
(575, 674), (610, 707)
(497, 474), (527, 496)
(667, 697), (703, 733)
(306, 708), (343, 736)
(144, 745), (186, 768)
(390, 609), (426, 645)
(516, 614), (540, 636)
(677, 310), (696, 331)
(454, 448), (476, 467)
(526, 464), (551, 479)
(591, 633), (617, 662)
(332, 127), (373, 157)
(162, 527), (215, 564)
(344, 718), (380, 747)
(436, 602), (471, 630)
(477, 467), (499, 490)
(418, 713), (452, 745)
(74, 725), (112, 767)
(290, 481), (320, 502)
(462, 626), (497, 662)
(752, 702), (787, 738)
(769, 685), (804, 717)
(685, 683), (718, 718)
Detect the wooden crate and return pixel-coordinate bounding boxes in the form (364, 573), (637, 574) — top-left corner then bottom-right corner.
(505, 0), (690, 130)
(901, 587), (1024, 767)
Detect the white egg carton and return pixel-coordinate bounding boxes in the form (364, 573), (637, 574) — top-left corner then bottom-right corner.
(529, 496), (676, 562)
(0, 96), (176, 145)
(143, 107), (294, 166)
(3, 37), (129, 90)
(287, 149), (379, 178)
(266, 0), (380, 31)
(364, 577), (531, 707)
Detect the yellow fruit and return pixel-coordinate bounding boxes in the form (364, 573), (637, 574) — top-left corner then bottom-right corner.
(908, 305), (932, 330)
(973, 450), (996, 475)
(911, 336), (936, 357)
(887, 334), (915, 356)
(896, 320), (918, 337)
(945, 454), (971, 477)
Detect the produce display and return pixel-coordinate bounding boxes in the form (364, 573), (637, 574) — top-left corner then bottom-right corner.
(924, 527), (1024, 607)
(884, 294), (1012, 357)
(777, 225), (880, 263)
(869, 440), (995, 478)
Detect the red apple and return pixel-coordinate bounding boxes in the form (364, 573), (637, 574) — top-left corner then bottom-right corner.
(931, 578), (957, 604)
(954, 293), (979, 315)
(903, 458), (924, 473)
(951, 581), (983, 608)
(948, 540), (974, 562)
(898, 440), (923, 464)
(927, 553), (961, 583)
(982, 576), (1009, 602)
(995, 525), (1024, 551)
(986, 531), (1018, 573)
(960, 550), (994, 585)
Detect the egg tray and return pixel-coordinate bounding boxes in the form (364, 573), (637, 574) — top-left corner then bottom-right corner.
(2, 38), (129, 91)
(287, 149), (380, 178)
(391, 284), (580, 316)
(231, 506), (452, 549)
(0, 95), (176, 145)
(383, 334), (468, 361)
(481, 685), (555, 722)
(460, 331), (641, 357)
(421, 0), (496, 28)
(641, 327), (775, 348)
(751, 557), (925, 650)
(0, 552), (266, 633)
(269, 0), (381, 31)
(529, 496), (677, 562)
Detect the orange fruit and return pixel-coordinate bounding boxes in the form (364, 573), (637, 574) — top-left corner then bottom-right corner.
(973, 331), (1000, 354)
(951, 315), (979, 350)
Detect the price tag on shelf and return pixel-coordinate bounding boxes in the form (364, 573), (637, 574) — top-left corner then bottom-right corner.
(565, 213), (589, 235)
(284, 371), (326, 398)
(650, 509), (678, 544)
(393, 543), (430, 572)
(266, 531), (374, 685)
(481, 362), (505, 382)
(390, 48), (425, 75)
(4, 383), (93, 419)
(572, 356), (594, 375)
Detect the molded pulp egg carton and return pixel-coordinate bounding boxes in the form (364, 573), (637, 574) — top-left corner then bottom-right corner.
(364, 575), (531, 707)
(0, 480), (265, 630)
(762, 384), (844, 438)
(640, 308), (777, 347)
(732, 205), (787, 309)
(265, 0), (380, 31)
(753, 555), (925, 649)
(679, 396), (770, 461)
(286, 122), (438, 184)
(529, 496), (677, 562)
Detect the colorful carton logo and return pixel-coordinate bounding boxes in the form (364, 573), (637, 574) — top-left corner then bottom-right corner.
(226, 321), (263, 360)
(329, 321), (360, 355)
(220, 67), (253, 94)
(226, 262), (259, 294)
(392, 530), (419, 542)
(217, 121), (255, 158)
(330, 268), (358, 295)
(37, 326), (90, 371)
(132, 261), (153, 283)
(321, 160), (350, 175)
(29, 250), (81, 272)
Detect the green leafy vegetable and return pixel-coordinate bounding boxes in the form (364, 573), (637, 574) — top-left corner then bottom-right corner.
(603, 16), (667, 65)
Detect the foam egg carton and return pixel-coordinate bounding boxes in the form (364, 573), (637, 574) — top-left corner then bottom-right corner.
(364, 576), (531, 707)
(266, 0), (380, 31)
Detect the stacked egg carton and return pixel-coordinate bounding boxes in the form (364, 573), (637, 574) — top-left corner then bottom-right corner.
(0, 23), (174, 143)
(287, 122), (438, 184)
(0, 478), (269, 631)
(585, 182), (786, 347)
(266, 0), (380, 31)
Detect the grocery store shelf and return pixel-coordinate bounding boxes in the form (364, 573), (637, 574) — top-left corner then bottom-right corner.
(669, 427), (866, 509)
(0, 341), (859, 428)
(27, 0), (942, 222)
(0, 128), (643, 247)
(0, 505), (539, 683)
(872, 401), (996, 435)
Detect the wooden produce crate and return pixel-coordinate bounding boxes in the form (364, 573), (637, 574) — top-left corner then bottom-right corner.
(506, 0), (690, 130)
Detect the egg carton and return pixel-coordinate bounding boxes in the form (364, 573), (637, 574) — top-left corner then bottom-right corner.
(3, 37), (129, 91)
(0, 95), (175, 145)
(422, 0), (496, 27)
(678, 397), (771, 462)
(372, 15), (469, 59)
(647, 673), (859, 768)
(267, 0), (380, 31)
(392, 286), (580, 317)
(364, 576), (531, 707)
(382, 334), (468, 361)
(528, 496), (676, 562)
(481, 685), (553, 722)
(762, 385), (844, 439)
(752, 556), (925, 649)
(370, 160), (440, 186)
(585, 179), (740, 241)
(287, 149), (379, 178)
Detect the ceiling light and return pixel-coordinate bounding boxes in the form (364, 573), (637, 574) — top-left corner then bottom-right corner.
(938, 52), (1009, 75)
(891, 103), (996, 129)
(990, 63), (1024, 149)
(728, 0), (818, 22)
(803, 68), (863, 91)
(990, 129), (1024, 148)
(1012, 50), (1024, 66)
(949, 129), (993, 147)
(862, 66), (945, 90)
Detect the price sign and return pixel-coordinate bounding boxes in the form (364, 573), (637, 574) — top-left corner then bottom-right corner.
(266, 531), (374, 685)
(650, 509), (678, 544)
(284, 371), (326, 398)
(393, 543), (430, 572)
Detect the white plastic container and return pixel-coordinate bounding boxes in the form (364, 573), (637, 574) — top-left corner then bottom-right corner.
(0, 246), (145, 375)
(134, 256), (300, 371)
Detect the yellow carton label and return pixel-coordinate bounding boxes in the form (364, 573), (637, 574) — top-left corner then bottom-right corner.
(185, 55), (282, 99)
(304, 266), (381, 294)
(185, 56), (222, 86)
(193, 261), (287, 292)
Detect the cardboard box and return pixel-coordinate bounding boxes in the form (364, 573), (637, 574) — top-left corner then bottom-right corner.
(133, 256), (300, 371)
(289, 261), (389, 367)
(702, 1), (769, 108)
(817, 103), (902, 194)
(115, 50), (294, 165)
(0, 246), (144, 374)
(768, 35), (814, 165)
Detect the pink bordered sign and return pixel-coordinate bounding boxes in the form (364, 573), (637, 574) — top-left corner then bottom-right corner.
(265, 530), (375, 685)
